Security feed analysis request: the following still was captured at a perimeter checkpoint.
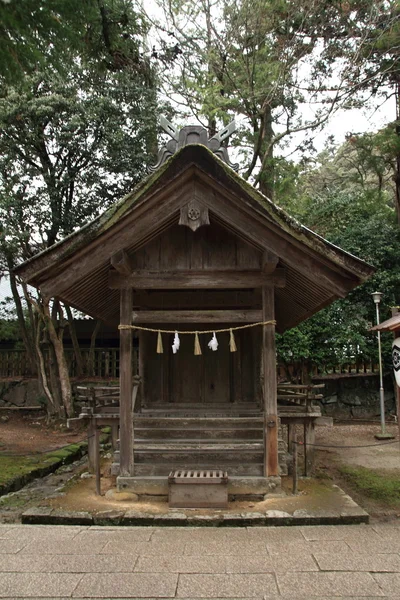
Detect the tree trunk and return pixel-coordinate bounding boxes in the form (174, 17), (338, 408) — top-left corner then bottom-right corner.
(5, 256), (36, 373)
(34, 317), (57, 418)
(259, 105), (275, 200)
(65, 304), (84, 377)
(396, 79), (400, 226)
(44, 300), (74, 418)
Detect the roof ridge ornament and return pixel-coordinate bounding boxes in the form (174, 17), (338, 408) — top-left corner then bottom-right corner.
(149, 117), (239, 173)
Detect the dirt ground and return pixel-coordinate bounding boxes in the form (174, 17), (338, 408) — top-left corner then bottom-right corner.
(315, 421), (400, 471)
(313, 421), (400, 520)
(0, 410), (85, 454)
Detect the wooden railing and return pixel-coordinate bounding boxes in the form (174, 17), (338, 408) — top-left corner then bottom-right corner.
(0, 348), (138, 379)
(0, 347), (377, 380)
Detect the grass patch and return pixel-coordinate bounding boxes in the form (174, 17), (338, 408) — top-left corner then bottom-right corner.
(339, 465), (400, 507)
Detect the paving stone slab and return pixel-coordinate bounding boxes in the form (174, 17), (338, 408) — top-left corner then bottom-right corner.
(19, 537), (108, 555)
(373, 572), (400, 596)
(0, 555), (48, 573)
(0, 572), (83, 598)
(100, 539), (187, 556)
(300, 524), (380, 541)
(75, 528), (152, 542)
(314, 551), (400, 572)
(135, 554), (228, 573)
(0, 539), (28, 554)
(177, 573), (279, 598)
(184, 540), (268, 556)
(2, 525), (87, 540)
(347, 538), (400, 554)
(72, 572), (178, 598)
(266, 540), (351, 555)
(277, 571), (385, 597)
(246, 526), (305, 541)
(39, 554), (138, 573)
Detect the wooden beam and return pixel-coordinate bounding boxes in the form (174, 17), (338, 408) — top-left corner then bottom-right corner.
(262, 285), (278, 477)
(262, 251), (279, 274)
(132, 290), (260, 309)
(111, 250), (133, 275)
(131, 309), (263, 323)
(119, 288), (134, 477)
(109, 269), (286, 290)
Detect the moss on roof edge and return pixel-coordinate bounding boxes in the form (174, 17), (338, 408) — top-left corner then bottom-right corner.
(16, 143), (374, 280)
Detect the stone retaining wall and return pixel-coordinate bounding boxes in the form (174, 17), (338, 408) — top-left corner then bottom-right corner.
(313, 373), (395, 419)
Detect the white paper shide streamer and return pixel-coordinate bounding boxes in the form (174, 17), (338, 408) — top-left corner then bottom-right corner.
(172, 331), (181, 354)
(208, 332), (218, 351)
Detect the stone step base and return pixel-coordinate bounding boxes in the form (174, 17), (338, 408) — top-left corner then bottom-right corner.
(117, 475), (281, 497)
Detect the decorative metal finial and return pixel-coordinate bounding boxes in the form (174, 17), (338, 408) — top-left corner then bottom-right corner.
(149, 118), (239, 173)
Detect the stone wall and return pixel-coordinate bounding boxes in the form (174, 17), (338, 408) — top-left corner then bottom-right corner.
(0, 379), (43, 408)
(313, 373), (395, 419)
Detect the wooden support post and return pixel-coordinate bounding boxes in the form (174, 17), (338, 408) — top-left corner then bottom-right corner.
(110, 423), (119, 452)
(304, 420), (315, 476)
(94, 426), (101, 496)
(262, 285), (278, 476)
(87, 420), (96, 474)
(119, 288), (134, 477)
(287, 423), (296, 454)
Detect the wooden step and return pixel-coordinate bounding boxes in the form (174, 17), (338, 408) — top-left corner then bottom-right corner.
(134, 450), (263, 463)
(134, 428), (263, 440)
(134, 416), (263, 428)
(134, 441), (263, 451)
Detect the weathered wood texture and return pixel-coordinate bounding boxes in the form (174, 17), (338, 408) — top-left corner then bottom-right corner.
(262, 285), (278, 477)
(131, 310), (263, 323)
(109, 269), (285, 290)
(128, 222), (261, 271)
(141, 327), (257, 405)
(119, 288), (134, 476)
(111, 250), (134, 275)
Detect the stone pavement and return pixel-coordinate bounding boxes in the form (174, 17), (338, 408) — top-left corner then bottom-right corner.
(1, 523), (400, 598)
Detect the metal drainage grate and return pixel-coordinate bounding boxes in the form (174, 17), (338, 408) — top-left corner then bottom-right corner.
(169, 470), (228, 483)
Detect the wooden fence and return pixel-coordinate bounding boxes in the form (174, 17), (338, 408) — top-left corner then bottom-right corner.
(0, 347), (378, 380)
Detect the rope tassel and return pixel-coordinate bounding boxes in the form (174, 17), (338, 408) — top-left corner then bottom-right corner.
(229, 328), (237, 352)
(156, 331), (163, 354)
(194, 332), (202, 355)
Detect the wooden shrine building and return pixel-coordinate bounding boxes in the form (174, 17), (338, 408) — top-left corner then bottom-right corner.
(15, 122), (374, 496)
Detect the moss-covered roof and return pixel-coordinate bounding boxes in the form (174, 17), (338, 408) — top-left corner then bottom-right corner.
(15, 143), (374, 330)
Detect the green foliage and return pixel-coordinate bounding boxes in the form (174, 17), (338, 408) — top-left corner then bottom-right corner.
(150, 0), (399, 196)
(0, 62), (158, 257)
(277, 166), (400, 371)
(0, 0), (152, 84)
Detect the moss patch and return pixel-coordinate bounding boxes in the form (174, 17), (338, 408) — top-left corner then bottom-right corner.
(0, 441), (87, 495)
(339, 465), (400, 508)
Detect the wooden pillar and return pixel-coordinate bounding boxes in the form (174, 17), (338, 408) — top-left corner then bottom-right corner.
(304, 420), (315, 476)
(87, 419), (96, 474)
(262, 285), (278, 476)
(119, 288), (134, 476)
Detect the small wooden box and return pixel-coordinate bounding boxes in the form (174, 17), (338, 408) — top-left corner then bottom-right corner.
(168, 470), (228, 509)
